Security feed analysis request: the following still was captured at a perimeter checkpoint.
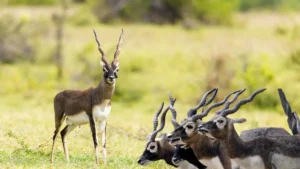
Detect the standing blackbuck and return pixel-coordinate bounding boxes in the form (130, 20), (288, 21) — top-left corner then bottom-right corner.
(198, 88), (300, 169)
(50, 29), (124, 165)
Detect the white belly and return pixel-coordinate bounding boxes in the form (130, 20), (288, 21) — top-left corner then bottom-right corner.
(66, 111), (89, 125)
(65, 99), (111, 125)
(200, 157), (223, 169)
(232, 155), (264, 169)
(272, 154), (300, 169)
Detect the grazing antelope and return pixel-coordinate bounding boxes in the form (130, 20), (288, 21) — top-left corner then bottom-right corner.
(278, 88), (300, 135)
(198, 88), (300, 169)
(138, 102), (206, 169)
(50, 29), (124, 165)
(168, 89), (291, 169)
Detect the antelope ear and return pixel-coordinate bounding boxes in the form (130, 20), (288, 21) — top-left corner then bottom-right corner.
(232, 118), (246, 124)
(100, 61), (106, 67)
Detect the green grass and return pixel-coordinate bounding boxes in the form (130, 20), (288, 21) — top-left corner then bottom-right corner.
(1, 7), (300, 168)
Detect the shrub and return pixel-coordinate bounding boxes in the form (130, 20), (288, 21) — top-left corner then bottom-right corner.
(7, 0), (58, 5)
(0, 14), (49, 63)
(239, 0), (282, 11)
(89, 0), (237, 25)
(235, 55), (278, 109)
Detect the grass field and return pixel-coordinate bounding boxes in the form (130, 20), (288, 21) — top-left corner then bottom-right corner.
(1, 7), (300, 169)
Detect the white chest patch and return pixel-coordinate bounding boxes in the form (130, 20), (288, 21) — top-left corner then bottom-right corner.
(178, 161), (198, 169)
(232, 156), (264, 169)
(272, 154), (300, 169)
(65, 99), (111, 126)
(93, 99), (111, 122)
(200, 157), (222, 169)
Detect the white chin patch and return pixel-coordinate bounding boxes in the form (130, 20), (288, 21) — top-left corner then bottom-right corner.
(107, 79), (115, 84)
(141, 160), (151, 166)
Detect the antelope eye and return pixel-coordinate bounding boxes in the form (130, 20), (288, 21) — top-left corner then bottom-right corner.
(103, 68), (108, 72)
(186, 125), (193, 129)
(217, 120), (224, 123)
(150, 145), (155, 149)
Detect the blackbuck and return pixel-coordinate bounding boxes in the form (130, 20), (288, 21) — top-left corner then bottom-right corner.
(168, 89), (291, 169)
(198, 88), (300, 169)
(168, 91), (216, 168)
(239, 127), (290, 141)
(279, 88), (300, 135)
(137, 102), (206, 169)
(50, 29), (124, 165)
(168, 88), (240, 169)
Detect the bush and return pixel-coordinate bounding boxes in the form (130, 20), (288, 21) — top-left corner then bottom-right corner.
(0, 14), (49, 63)
(239, 0), (282, 11)
(189, 0), (238, 25)
(7, 0), (57, 5)
(235, 55), (278, 109)
(89, 0), (237, 25)
(120, 0), (151, 22)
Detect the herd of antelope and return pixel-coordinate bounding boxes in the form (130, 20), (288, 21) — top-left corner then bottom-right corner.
(138, 88), (300, 169)
(49, 29), (300, 169)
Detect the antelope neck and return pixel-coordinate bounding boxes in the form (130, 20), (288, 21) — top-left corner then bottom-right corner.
(92, 79), (115, 104)
(190, 134), (220, 159)
(221, 124), (250, 159)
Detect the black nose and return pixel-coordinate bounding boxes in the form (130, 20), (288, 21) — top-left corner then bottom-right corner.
(108, 76), (114, 80)
(137, 159), (142, 164)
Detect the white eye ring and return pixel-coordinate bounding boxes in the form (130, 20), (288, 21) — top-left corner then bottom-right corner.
(214, 117), (226, 129)
(103, 68), (108, 72)
(147, 142), (158, 153)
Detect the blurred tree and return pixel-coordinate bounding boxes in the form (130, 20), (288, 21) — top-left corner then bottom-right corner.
(239, 0), (282, 11)
(0, 14), (48, 63)
(7, 0), (57, 5)
(52, 0), (68, 80)
(144, 0), (181, 24)
(206, 53), (234, 101)
(89, 0), (237, 25)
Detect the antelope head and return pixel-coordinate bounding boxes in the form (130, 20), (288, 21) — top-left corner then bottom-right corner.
(137, 103), (172, 166)
(198, 88), (266, 140)
(93, 29), (124, 84)
(167, 88), (221, 144)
